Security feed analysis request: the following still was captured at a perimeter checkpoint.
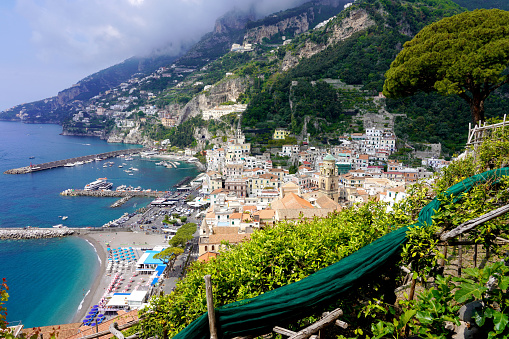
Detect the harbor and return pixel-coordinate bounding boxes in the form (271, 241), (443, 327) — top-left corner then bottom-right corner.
(4, 147), (149, 174)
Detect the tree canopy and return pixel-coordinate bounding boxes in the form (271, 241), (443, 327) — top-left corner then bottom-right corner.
(383, 9), (509, 124)
(153, 247), (184, 265)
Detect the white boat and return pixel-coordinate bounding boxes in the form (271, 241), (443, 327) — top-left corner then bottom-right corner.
(64, 163), (75, 167)
(53, 224), (65, 228)
(125, 156), (134, 161)
(74, 161), (84, 165)
(62, 216), (68, 220)
(84, 178), (109, 191)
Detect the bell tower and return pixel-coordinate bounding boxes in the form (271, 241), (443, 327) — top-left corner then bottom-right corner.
(319, 154), (339, 202)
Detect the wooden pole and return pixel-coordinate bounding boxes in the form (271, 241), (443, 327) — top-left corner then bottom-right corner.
(288, 308), (343, 339)
(457, 242), (463, 277)
(474, 243), (478, 268)
(408, 278), (416, 301)
(440, 204), (509, 241)
(109, 322), (125, 339)
(204, 275), (218, 339)
(439, 245), (447, 268)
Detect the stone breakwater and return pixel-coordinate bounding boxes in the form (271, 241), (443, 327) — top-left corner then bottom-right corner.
(0, 228), (75, 240)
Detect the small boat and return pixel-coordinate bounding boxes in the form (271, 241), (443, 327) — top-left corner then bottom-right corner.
(53, 224), (64, 228)
(118, 165), (123, 168)
(62, 216), (68, 220)
(64, 163), (75, 167)
(29, 156), (35, 159)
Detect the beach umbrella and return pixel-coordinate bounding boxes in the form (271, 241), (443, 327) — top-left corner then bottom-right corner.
(85, 315), (93, 319)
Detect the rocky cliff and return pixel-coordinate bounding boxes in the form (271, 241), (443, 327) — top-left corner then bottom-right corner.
(107, 124), (154, 146)
(177, 76), (252, 123)
(244, 11), (313, 44)
(281, 8), (375, 71)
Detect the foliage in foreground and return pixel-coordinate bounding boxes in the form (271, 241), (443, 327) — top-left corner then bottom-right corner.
(132, 201), (416, 338)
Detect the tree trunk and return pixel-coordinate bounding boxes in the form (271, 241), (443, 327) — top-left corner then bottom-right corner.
(468, 94), (485, 125)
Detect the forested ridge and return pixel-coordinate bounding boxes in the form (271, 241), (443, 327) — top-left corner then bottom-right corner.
(238, 0), (509, 154)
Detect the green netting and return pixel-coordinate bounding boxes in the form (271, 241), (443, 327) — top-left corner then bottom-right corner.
(172, 168), (509, 339)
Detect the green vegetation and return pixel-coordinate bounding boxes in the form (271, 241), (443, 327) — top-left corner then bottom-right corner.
(242, 79), (343, 135)
(146, 116), (205, 148)
(451, 0), (509, 10)
(168, 223), (197, 249)
(384, 9), (509, 124)
(240, 0), (465, 142)
(153, 247), (184, 270)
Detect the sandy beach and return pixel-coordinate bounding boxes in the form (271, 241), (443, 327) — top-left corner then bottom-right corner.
(72, 231), (169, 324)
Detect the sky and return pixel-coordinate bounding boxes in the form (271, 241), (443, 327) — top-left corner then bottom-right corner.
(0, 0), (305, 112)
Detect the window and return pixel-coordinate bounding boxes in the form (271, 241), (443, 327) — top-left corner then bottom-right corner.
(212, 245), (215, 251)
(205, 246), (208, 251)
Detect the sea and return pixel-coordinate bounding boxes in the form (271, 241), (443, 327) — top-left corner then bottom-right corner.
(0, 121), (199, 328)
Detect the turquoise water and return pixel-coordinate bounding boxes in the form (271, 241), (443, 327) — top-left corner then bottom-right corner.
(0, 121), (199, 327)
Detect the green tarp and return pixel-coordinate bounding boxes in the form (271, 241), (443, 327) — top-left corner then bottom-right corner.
(172, 168), (509, 339)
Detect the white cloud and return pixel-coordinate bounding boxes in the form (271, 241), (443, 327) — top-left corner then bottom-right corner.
(0, 0), (308, 110)
(16, 0), (306, 71)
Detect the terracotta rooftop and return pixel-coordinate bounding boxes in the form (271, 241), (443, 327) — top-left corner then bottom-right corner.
(208, 233), (251, 245)
(197, 252), (219, 262)
(230, 212), (243, 219)
(271, 193), (314, 210)
(254, 209), (275, 219)
(65, 310), (139, 339)
(214, 226), (239, 234)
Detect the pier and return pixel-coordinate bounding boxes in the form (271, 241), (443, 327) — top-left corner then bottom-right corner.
(60, 189), (164, 198)
(4, 148), (149, 174)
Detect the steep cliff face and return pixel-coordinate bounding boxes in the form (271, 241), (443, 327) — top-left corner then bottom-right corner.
(56, 85), (87, 105)
(281, 8), (375, 71)
(107, 125), (154, 146)
(244, 11), (313, 44)
(178, 76), (251, 123)
(327, 8), (375, 44)
(214, 9), (256, 34)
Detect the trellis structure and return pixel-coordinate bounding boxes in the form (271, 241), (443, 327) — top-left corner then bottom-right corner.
(466, 114), (508, 157)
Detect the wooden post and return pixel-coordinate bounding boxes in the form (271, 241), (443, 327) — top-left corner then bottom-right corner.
(439, 245), (447, 268)
(457, 242), (463, 277)
(474, 244), (478, 268)
(408, 278), (416, 301)
(204, 275), (218, 339)
(109, 322), (125, 339)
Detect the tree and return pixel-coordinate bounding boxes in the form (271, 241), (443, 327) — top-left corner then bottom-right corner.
(383, 9), (509, 124)
(153, 247), (184, 273)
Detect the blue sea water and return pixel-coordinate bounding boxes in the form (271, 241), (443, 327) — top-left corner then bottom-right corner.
(0, 121), (199, 327)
